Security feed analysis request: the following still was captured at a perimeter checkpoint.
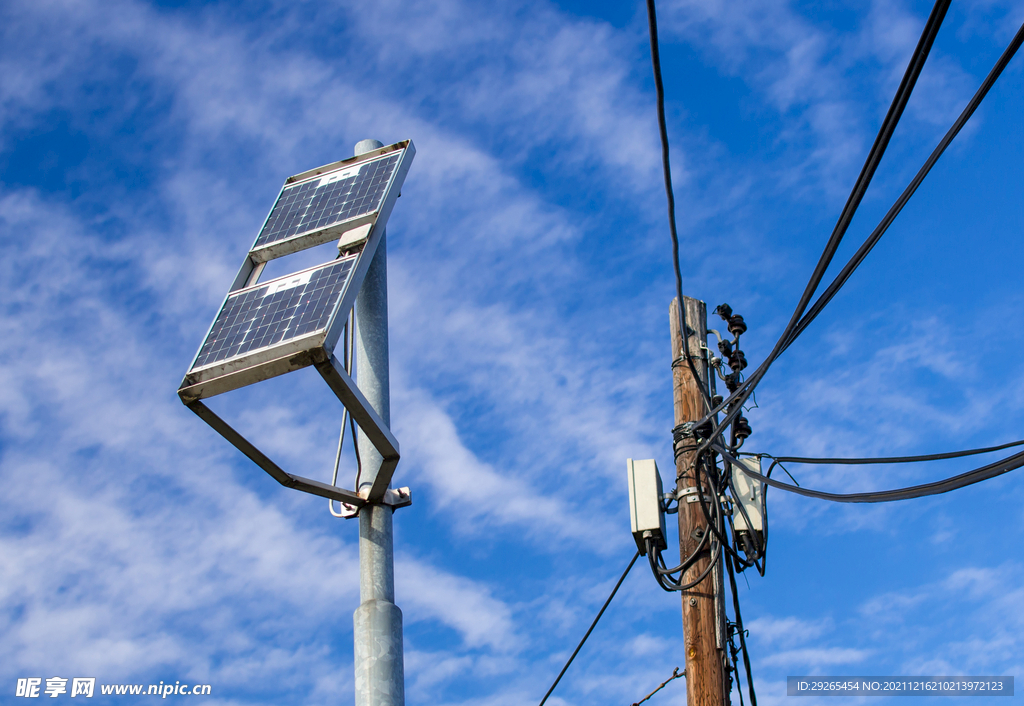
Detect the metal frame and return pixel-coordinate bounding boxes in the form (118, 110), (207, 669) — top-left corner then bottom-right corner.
(179, 228), (400, 503)
(178, 140), (416, 508)
(314, 352), (399, 502)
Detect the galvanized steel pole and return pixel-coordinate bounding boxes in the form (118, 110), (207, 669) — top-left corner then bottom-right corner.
(352, 138), (404, 706)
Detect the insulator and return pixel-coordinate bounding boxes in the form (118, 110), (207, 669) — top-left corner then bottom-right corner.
(711, 394), (724, 407)
(714, 303), (733, 320)
(727, 314), (747, 337)
(724, 373), (741, 392)
(718, 339), (733, 357)
(728, 349), (747, 372)
(733, 415), (752, 440)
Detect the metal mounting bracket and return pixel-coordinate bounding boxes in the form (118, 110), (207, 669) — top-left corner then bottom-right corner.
(678, 486), (712, 504)
(382, 486), (412, 509)
(331, 486), (413, 519)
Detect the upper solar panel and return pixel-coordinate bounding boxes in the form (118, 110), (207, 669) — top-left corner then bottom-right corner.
(254, 151), (402, 251)
(192, 256), (356, 371)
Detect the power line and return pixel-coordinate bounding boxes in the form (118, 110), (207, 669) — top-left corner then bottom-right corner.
(637, 4), (1023, 705)
(645, 0), (712, 409)
(632, 7), (1022, 704)
(759, 437), (1024, 466)
(537, 551), (640, 706)
(631, 667), (684, 706)
(717, 444), (1024, 504)
(726, 554), (757, 706)
(782, 15), (1024, 351)
(694, 0), (952, 444)
(714, 3), (1024, 437)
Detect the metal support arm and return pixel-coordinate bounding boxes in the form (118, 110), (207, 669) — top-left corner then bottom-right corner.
(187, 399), (369, 507)
(315, 352), (401, 503)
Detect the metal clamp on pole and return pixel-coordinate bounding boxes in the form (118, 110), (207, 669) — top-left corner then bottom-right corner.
(382, 486), (412, 508)
(332, 486), (412, 519)
(677, 486), (712, 504)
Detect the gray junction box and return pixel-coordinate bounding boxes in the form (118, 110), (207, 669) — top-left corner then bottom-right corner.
(627, 458), (667, 554)
(731, 456), (764, 533)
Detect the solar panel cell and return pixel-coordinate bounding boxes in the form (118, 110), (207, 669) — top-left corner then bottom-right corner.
(254, 152), (401, 249)
(193, 257), (355, 369)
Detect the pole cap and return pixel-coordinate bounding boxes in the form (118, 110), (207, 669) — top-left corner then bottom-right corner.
(354, 139), (384, 156)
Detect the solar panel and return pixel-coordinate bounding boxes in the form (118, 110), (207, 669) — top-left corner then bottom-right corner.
(254, 152), (402, 250)
(192, 256), (356, 371)
(178, 140), (415, 510)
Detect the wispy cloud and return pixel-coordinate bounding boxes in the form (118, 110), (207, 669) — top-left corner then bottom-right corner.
(746, 615), (831, 648)
(2, 0), (1022, 703)
(761, 646), (871, 669)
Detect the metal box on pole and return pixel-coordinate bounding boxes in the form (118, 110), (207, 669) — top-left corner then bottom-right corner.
(627, 458), (667, 554)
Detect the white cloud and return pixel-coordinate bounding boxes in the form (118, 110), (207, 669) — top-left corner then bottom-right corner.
(394, 388), (601, 546)
(760, 646), (871, 668)
(2, 0), (1023, 703)
(0, 184), (526, 694)
(397, 557), (519, 652)
(746, 615), (830, 648)
(659, 0), (1006, 202)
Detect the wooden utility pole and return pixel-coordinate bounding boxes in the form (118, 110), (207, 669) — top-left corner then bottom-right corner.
(670, 297), (726, 706)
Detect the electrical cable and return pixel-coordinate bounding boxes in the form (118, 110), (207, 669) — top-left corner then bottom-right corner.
(652, 530), (718, 581)
(648, 537), (721, 592)
(351, 411), (363, 490)
(328, 308), (357, 517)
(716, 4), (1024, 435)
(699, 451), (759, 570)
(708, 363), (764, 574)
(645, 0), (713, 410)
(726, 626), (745, 706)
(646, 453), (727, 591)
(726, 553), (758, 706)
(693, 456), (742, 562)
(537, 551), (640, 706)
(653, 524), (711, 575)
(782, 16), (1024, 351)
(716, 444), (1024, 504)
(635, 5), (1017, 700)
(767, 459), (801, 486)
(691, 0), (951, 443)
(760, 437), (1024, 466)
(631, 667), (684, 706)
(654, 456), (731, 577)
(327, 413), (350, 517)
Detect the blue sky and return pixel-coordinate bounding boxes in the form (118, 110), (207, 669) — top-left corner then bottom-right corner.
(2, 0), (1023, 704)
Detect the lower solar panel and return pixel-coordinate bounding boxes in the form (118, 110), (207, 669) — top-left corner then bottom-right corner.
(191, 256), (356, 372)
